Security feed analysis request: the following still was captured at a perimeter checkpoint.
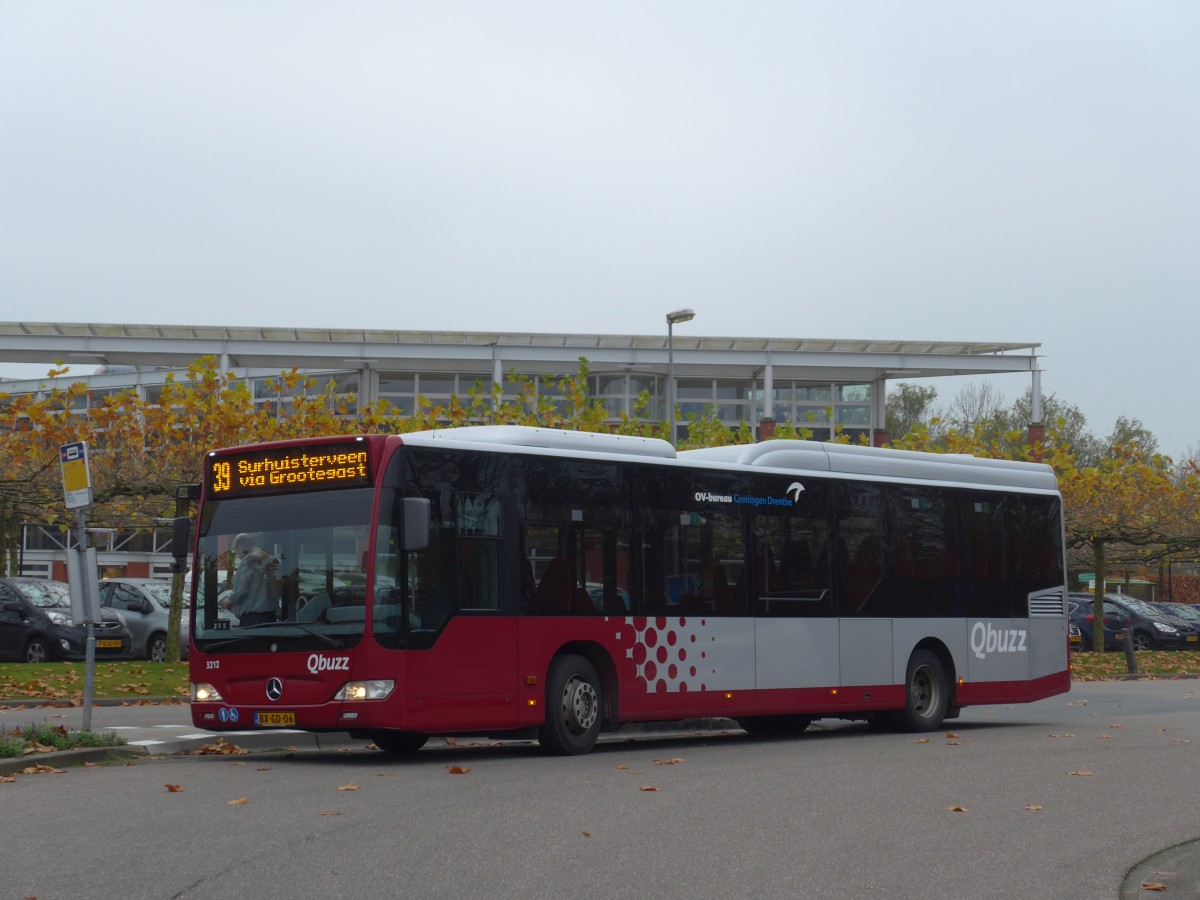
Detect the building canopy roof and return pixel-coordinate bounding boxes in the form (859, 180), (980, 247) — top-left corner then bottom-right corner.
(0, 320), (1040, 384)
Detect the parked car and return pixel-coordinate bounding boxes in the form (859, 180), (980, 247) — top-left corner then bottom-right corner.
(1068, 620), (1083, 651)
(1103, 593), (1200, 651)
(1143, 601), (1200, 650)
(1152, 601), (1200, 628)
(0, 577), (133, 663)
(99, 578), (189, 662)
(1068, 594), (1127, 651)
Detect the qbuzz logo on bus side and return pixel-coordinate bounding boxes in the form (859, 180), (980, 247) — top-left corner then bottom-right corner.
(307, 654), (351, 674)
(970, 622), (1028, 659)
(694, 482), (806, 507)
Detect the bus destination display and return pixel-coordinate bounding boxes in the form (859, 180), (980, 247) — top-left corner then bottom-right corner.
(207, 442), (371, 498)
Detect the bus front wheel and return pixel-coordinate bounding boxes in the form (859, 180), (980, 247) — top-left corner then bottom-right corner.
(897, 649), (949, 732)
(539, 654), (603, 756)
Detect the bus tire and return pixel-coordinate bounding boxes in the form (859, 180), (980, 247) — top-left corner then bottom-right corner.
(539, 654), (603, 756)
(898, 649), (949, 732)
(736, 715), (813, 736)
(371, 731), (429, 755)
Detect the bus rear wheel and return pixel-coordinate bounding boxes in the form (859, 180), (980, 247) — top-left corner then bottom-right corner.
(371, 731), (429, 755)
(897, 649), (949, 732)
(539, 654), (603, 756)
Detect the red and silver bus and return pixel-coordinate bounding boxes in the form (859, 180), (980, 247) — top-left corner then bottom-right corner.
(188, 426), (1070, 755)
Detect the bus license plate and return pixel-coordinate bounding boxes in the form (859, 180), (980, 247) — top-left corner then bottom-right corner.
(255, 711), (296, 727)
(96, 639), (122, 649)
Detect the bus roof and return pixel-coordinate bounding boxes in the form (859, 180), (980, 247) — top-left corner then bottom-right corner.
(399, 426), (1058, 493)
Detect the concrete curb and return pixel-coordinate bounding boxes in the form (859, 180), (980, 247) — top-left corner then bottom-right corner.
(0, 744), (148, 776)
(0, 697), (185, 709)
(1119, 837), (1200, 897)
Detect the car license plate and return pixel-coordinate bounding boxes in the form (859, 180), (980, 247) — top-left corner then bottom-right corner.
(96, 639), (122, 649)
(1188, 635), (1198, 642)
(255, 711), (296, 727)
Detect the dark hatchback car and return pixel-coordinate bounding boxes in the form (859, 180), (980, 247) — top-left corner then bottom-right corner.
(1154, 602), (1200, 630)
(1068, 594), (1127, 651)
(0, 577), (133, 663)
(1103, 593), (1200, 651)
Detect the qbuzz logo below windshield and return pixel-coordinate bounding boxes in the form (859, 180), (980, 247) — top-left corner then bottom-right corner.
(307, 654), (350, 674)
(970, 622), (1028, 659)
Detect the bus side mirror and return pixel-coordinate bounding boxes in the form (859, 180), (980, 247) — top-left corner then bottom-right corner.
(402, 498), (431, 552)
(171, 517), (191, 574)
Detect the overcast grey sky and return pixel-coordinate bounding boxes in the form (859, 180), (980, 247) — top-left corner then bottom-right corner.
(2, 3), (1196, 454)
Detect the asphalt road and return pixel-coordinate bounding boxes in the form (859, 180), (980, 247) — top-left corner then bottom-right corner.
(3, 681), (1199, 899)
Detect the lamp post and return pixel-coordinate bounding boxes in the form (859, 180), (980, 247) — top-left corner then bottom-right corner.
(665, 308), (695, 446)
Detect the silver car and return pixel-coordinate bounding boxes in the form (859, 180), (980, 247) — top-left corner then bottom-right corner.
(99, 578), (189, 662)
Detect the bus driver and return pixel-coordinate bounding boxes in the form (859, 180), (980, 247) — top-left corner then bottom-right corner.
(224, 533), (280, 626)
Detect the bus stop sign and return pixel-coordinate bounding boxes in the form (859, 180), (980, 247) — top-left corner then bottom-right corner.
(60, 441), (93, 510)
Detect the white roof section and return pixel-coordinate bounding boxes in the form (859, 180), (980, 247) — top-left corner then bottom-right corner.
(0, 320), (1040, 382)
(399, 426), (1058, 493)
(682, 440), (1059, 492)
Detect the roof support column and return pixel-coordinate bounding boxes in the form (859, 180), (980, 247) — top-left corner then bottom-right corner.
(758, 359), (776, 441)
(492, 348), (503, 411)
(872, 378), (889, 447)
(1027, 366), (1045, 450)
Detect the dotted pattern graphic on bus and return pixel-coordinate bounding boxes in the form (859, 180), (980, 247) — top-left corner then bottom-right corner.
(614, 616), (720, 693)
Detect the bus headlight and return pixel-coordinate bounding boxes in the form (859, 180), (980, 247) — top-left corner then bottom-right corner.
(192, 683), (224, 702)
(333, 680), (395, 701)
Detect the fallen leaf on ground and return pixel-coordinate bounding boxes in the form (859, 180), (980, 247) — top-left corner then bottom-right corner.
(228, 797), (249, 805)
(945, 806), (968, 813)
(446, 765), (471, 775)
(188, 739), (248, 756)
(1069, 770), (1095, 777)
(640, 786), (658, 792)
(913, 738), (929, 743)
(1141, 883), (1167, 892)
(652, 758), (685, 765)
(337, 783), (359, 791)
(944, 732), (960, 739)
(164, 784), (184, 793)
(20, 764), (65, 775)
(582, 832), (591, 837)
(1024, 805), (1043, 811)
(616, 764), (630, 770)
(319, 811), (342, 817)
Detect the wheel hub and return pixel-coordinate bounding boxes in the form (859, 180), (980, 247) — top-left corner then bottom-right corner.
(562, 676), (599, 734)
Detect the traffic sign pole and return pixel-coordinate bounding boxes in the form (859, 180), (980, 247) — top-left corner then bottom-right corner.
(60, 442), (97, 731)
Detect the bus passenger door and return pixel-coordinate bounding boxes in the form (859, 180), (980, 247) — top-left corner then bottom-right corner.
(401, 491), (520, 733)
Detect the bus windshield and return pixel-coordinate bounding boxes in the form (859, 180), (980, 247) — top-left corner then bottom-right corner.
(193, 487), (375, 652)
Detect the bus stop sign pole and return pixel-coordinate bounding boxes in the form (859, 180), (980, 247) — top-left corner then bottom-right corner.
(60, 442), (97, 732)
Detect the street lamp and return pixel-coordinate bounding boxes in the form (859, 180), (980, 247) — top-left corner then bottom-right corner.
(665, 308), (695, 446)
